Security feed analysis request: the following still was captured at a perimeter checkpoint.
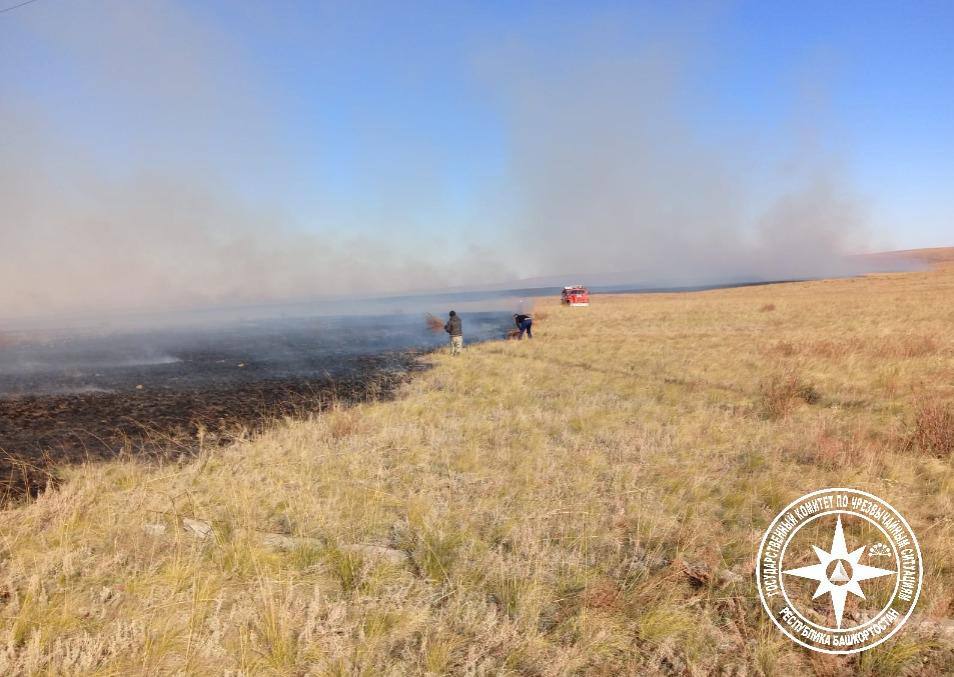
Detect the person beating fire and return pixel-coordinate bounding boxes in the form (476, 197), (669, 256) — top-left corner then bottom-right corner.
(444, 310), (463, 355)
(513, 313), (533, 339)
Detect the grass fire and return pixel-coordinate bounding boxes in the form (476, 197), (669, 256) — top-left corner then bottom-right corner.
(2, 2), (953, 674)
(2, 257), (954, 673)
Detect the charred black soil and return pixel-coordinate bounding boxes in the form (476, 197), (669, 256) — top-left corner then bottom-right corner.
(0, 310), (510, 502)
(0, 353), (424, 502)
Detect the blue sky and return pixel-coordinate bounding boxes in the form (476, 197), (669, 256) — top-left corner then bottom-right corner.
(0, 1), (951, 314)
(219, 0), (953, 249)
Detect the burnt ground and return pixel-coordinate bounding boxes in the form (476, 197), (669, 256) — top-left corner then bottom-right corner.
(0, 352), (426, 502)
(0, 310), (511, 503)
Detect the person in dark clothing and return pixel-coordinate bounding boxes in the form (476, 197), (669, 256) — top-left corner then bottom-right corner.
(444, 310), (463, 355)
(513, 313), (533, 339)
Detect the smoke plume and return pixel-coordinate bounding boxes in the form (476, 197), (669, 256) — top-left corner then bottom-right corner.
(0, 2), (509, 321)
(492, 31), (869, 285)
(1, 4), (871, 321)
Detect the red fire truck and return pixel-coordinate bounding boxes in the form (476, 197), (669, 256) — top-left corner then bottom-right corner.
(561, 285), (590, 306)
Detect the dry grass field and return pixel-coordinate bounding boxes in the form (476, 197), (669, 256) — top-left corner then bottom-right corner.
(2, 263), (954, 675)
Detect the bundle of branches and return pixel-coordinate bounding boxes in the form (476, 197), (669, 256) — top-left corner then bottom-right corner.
(522, 302), (547, 322)
(424, 313), (445, 333)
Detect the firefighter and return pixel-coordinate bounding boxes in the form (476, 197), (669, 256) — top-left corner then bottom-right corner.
(513, 313), (533, 339)
(444, 310), (463, 355)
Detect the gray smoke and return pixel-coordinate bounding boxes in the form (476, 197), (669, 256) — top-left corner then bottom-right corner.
(0, 2), (508, 321)
(1, 5), (872, 321)
(491, 31), (870, 285)
(1, 105), (500, 319)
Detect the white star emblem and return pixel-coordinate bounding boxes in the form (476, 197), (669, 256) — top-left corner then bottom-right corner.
(783, 516), (896, 629)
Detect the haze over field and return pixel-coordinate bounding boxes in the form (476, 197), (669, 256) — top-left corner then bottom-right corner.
(2, 2), (951, 318)
(2, 4), (954, 673)
(3, 260), (953, 674)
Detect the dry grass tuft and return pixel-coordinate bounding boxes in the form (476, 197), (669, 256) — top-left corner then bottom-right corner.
(875, 333), (939, 358)
(759, 303), (776, 312)
(789, 425), (886, 471)
(908, 395), (954, 457)
(758, 371), (821, 419)
(767, 333), (941, 360)
(325, 406), (362, 440)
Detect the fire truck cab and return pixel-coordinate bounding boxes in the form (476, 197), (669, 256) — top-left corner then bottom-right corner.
(561, 285), (590, 306)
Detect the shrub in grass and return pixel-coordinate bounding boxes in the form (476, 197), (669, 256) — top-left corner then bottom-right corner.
(758, 372), (821, 419)
(908, 396), (954, 457)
